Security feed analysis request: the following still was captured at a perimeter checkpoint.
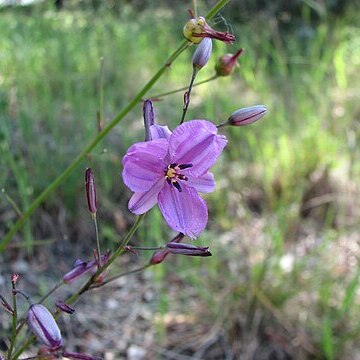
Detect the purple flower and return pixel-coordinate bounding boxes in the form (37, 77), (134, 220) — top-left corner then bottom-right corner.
(122, 120), (227, 238)
(27, 304), (62, 349)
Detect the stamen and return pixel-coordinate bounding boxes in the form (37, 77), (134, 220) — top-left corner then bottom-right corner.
(178, 163), (193, 170)
(173, 181), (182, 192)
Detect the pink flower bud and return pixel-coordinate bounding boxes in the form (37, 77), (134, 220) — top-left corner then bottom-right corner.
(62, 351), (102, 360)
(183, 16), (235, 44)
(85, 168), (97, 215)
(143, 99), (155, 142)
(27, 304), (62, 349)
(192, 38), (212, 70)
(166, 242), (212, 256)
(215, 48), (244, 76)
(228, 105), (267, 126)
(150, 250), (169, 265)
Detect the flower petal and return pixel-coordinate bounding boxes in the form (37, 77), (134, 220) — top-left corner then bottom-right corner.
(158, 184), (208, 239)
(169, 120), (227, 176)
(128, 178), (165, 214)
(186, 172), (215, 193)
(122, 139), (168, 192)
(150, 124), (172, 140)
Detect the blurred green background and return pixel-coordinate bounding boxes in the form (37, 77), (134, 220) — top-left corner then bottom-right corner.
(1, 0), (360, 358)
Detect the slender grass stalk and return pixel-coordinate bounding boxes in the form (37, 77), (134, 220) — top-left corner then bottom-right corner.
(1, 188), (22, 217)
(97, 56), (105, 132)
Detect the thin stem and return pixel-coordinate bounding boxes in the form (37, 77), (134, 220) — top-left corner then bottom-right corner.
(13, 336), (36, 360)
(192, 0), (198, 17)
(93, 215), (101, 267)
(216, 121), (228, 128)
(8, 282), (18, 359)
(38, 281), (63, 304)
(97, 56), (105, 132)
(130, 246), (164, 251)
(148, 75), (217, 99)
(1, 188), (22, 217)
(90, 264), (152, 289)
(180, 69), (197, 124)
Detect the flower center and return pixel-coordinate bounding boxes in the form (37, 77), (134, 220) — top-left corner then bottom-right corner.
(164, 163), (193, 192)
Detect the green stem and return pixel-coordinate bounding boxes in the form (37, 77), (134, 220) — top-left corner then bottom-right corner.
(93, 215), (102, 267)
(8, 282), (18, 359)
(90, 264), (152, 289)
(180, 69), (198, 124)
(148, 74), (217, 99)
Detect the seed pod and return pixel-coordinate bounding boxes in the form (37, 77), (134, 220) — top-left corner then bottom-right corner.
(27, 304), (62, 348)
(85, 168), (97, 215)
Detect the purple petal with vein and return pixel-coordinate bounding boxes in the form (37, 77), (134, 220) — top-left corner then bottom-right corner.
(150, 124), (172, 140)
(128, 178), (165, 214)
(158, 184), (208, 239)
(186, 172), (215, 193)
(122, 139), (168, 192)
(169, 120), (227, 176)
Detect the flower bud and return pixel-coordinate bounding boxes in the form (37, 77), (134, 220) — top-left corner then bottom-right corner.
(215, 48), (244, 77)
(228, 105), (267, 126)
(85, 168), (97, 215)
(166, 242), (212, 256)
(150, 250), (169, 265)
(55, 301), (75, 314)
(192, 38), (212, 70)
(143, 99), (155, 142)
(63, 251), (111, 283)
(183, 16), (235, 44)
(27, 304), (62, 349)
(62, 351), (102, 360)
